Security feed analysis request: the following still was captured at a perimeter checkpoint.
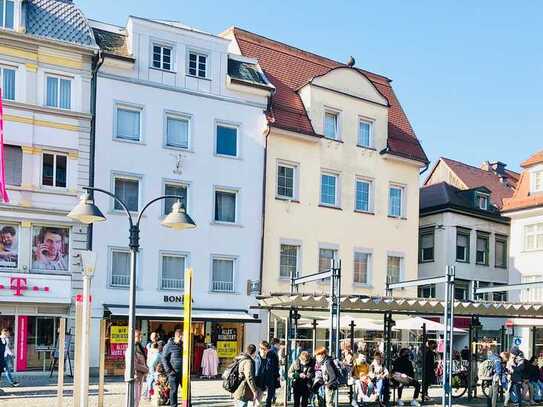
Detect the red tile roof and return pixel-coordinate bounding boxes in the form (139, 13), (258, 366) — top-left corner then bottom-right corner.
(503, 150), (543, 212)
(230, 28), (428, 164)
(436, 157), (516, 208)
(521, 150), (543, 168)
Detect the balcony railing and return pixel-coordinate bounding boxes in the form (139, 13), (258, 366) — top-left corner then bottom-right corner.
(211, 280), (234, 293)
(161, 278), (184, 290)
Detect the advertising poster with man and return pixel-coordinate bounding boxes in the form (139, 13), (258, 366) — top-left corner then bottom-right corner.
(0, 224), (18, 268)
(31, 226), (69, 271)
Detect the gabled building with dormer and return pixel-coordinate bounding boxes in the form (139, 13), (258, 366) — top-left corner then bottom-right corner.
(223, 27), (428, 298)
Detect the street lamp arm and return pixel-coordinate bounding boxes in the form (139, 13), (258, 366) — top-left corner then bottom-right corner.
(83, 186), (134, 227)
(136, 195), (184, 227)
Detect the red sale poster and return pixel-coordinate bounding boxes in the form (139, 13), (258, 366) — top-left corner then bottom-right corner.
(16, 315), (28, 371)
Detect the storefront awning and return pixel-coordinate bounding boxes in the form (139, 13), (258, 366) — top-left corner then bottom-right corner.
(255, 294), (543, 319)
(104, 305), (260, 323)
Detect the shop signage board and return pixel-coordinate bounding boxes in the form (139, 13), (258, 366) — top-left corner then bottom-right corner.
(16, 315), (28, 371)
(217, 328), (238, 358)
(110, 325), (128, 357)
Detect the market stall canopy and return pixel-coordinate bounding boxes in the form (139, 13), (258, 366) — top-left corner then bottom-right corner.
(393, 316), (465, 333)
(256, 294), (543, 319)
(298, 315), (383, 331)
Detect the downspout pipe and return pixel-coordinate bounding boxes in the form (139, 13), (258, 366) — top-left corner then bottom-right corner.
(258, 125), (271, 295)
(87, 51), (104, 250)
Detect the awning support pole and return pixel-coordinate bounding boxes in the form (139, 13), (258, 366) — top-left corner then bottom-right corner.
(312, 319), (318, 353)
(349, 320), (356, 404)
(442, 265), (455, 407)
(468, 316), (474, 400)
(532, 326), (537, 358)
(421, 323), (427, 397)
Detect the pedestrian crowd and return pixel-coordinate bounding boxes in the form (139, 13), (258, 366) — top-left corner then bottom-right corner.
(226, 338), (437, 407)
(125, 328), (185, 407)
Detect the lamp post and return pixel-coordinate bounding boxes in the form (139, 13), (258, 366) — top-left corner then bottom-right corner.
(79, 250), (96, 407)
(68, 187), (196, 407)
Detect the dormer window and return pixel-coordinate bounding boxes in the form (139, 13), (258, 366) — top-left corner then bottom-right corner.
(533, 170), (543, 193)
(152, 44), (172, 71)
(324, 111), (338, 140)
(476, 193), (489, 210)
(0, 0), (14, 30)
(188, 51), (207, 78)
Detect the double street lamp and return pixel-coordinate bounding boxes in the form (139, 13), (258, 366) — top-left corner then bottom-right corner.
(68, 186), (196, 407)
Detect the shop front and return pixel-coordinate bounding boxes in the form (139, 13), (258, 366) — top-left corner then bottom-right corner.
(0, 272), (72, 372)
(102, 305), (260, 377)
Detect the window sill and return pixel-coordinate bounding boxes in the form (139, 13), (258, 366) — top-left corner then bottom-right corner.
(275, 197), (300, 203)
(149, 67), (177, 74)
(419, 260), (435, 264)
(44, 104), (72, 113)
(353, 283), (373, 288)
(210, 221), (243, 228)
(113, 137), (145, 145)
(186, 74), (211, 82)
(495, 265), (508, 269)
(109, 210), (143, 218)
(354, 209), (374, 215)
(476, 263), (489, 267)
(159, 287), (185, 292)
(356, 145), (377, 151)
(456, 259), (470, 264)
(209, 290), (238, 295)
(388, 215), (407, 220)
(322, 136), (343, 143)
(163, 144), (193, 153)
(214, 153), (241, 160)
(108, 285), (130, 290)
(319, 204), (342, 210)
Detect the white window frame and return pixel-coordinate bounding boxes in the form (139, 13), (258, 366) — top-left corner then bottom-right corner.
(524, 223), (543, 252)
(531, 170), (543, 193)
(323, 108), (340, 140)
(111, 172), (143, 214)
(318, 244), (339, 275)
(210, 255), (237, 293)
(357, 117), (374, 148)
(159, 251), (189, 291)
(386, 252), (405, 284)
(354, 177), (373, 213)
(214, 121), (240, 158)
(41, 151), (68, 189)
(187, 50), (209, 79)
(476, 192), (489, 210)
(353, 248), (373, 287)
(0, 0), (14, 30)
(388, 183), (406, 218)
(162, 179), (190, 215)
(114, 102), (144, 143)
(320, 171), (340, 208)
(45, 74), (72, 110)
(108, 246), (132, 289)
(163, 111), (191, 150)
(151, 43), (174, 71)
(276, 161), (298, 200)
(213, 186), (239, 225)
(0, 65), (16, 100)
(279, 239), (302, 280)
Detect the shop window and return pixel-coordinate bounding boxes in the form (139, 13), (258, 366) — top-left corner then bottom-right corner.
(26, 316), (59, 370)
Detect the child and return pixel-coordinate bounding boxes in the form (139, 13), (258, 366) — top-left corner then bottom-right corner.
(153, 362), (170, 406)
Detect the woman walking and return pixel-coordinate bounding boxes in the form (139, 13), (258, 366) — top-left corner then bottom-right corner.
(288, 351), (314, 407)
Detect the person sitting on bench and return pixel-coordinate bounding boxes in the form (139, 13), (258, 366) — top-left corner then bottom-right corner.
(391, 348), (420, 406)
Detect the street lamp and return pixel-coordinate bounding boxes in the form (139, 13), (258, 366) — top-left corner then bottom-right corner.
(79, 250), (96, 407)
(68, 187), (196, 407)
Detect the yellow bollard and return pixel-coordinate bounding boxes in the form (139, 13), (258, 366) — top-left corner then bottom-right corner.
(181, 267), (193, 407)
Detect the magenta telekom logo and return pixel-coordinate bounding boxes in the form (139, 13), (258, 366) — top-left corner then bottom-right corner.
(0, 277), (50, 296)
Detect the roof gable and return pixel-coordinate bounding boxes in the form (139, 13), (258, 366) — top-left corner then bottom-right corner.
(231, 27), (428, 164)
(302, 66), (388, 106)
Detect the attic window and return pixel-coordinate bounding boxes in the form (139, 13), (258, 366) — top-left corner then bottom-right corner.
(533, 170), (543, 193)
(476, 193), (489, 210)
(0, 0), (14, 30)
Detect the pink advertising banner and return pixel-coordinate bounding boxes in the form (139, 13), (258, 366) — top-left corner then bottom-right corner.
(16, 315), (28, 371)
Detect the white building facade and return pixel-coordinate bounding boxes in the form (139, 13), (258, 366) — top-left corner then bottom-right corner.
(88, 17), (272, 371)
(0, 0), (96, 371)
(502, 151), (543, 356)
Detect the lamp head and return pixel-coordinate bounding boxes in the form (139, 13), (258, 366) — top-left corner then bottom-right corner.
(68, 193), (106, 224)
(161, 200), (196, 230)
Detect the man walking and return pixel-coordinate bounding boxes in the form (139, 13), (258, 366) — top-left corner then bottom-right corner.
(162, 329), (183, 407)
(255, 341), (280, 407)
(233, 344), (258, 407)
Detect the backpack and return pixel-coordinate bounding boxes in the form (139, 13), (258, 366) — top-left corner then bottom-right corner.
(478, 359), (495, 380)
(331, 358), (349, 387)
(222, 357), (246, 393)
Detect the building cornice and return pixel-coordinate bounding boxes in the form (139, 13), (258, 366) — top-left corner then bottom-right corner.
(0, 29), (98, 55)
(420, 205), (510, 225)
(98, 72), (268, 110)
(4, 100), (92, 121)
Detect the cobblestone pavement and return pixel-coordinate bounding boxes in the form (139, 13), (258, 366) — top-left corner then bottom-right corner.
(0, 375), (487, 406)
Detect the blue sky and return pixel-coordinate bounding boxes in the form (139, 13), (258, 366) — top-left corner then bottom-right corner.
(78, 1), (542, 172)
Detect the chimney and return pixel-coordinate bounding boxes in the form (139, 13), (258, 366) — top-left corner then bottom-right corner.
(482, 161), (507, 176)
